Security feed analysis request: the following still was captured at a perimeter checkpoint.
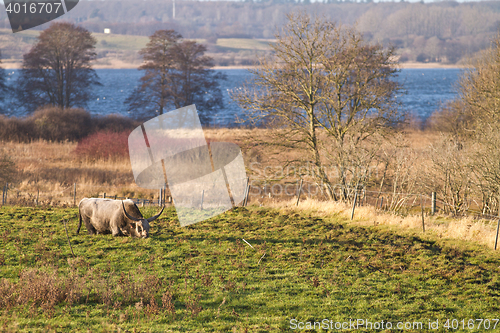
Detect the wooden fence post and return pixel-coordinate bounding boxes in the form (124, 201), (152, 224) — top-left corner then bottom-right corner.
(36, 189), (39, 206)
(420, 194), (425, 233)
(73, 183), (76, 207)
(296, 178), (303, 206)
(495, 220), (500, 250)
(242, 180), (248, 207)
(496, 197), (500, 250)
(243, 177), (250, 207)
(351, 192), (358, 220)
(431, 192), (436, 215)
(200, 190), (205, 210)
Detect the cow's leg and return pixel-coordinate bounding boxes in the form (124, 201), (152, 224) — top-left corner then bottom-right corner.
(110, 223), (123, 237)
(83, 217), (96, 235)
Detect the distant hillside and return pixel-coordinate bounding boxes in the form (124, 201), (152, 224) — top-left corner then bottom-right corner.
(0, 0), (499, 65)
(0, 28), (272, 68)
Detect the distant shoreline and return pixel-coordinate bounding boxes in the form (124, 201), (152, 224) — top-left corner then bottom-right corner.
(399, 62), (463, 69)
(1, 60), (464, 70)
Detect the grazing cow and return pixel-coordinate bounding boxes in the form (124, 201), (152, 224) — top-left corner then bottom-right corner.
(77, 198), (164, 238)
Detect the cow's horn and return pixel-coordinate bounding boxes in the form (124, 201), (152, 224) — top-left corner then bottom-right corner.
(122, 200), (142, 221)
(146, 206), (164, 223)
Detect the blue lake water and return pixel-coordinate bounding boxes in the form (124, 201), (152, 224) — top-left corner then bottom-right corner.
(3, 68), (462, 126)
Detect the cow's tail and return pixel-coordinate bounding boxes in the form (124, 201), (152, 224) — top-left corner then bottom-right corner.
(76, 207), (82, 234)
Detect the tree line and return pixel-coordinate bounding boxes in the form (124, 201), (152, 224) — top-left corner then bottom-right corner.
(0, 22), (223, 123)
(0, 0), (497, 64)
(424, 36), (500, 216)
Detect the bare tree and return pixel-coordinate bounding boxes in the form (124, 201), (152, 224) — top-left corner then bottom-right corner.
(454, 36), (500, 209)
(126, 29), (224, 124)
(427, 134), (473, 215)
(373, 134), (422, 213)
(16, 23), (99, 111)
(232, 12), (401, 200)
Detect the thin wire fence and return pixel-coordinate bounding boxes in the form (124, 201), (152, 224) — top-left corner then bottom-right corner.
(0, 183), (171, 208)
(2, 178), (500, 248)
(3, 179), (500, 221)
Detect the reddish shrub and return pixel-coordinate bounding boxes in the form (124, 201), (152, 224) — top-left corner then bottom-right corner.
(74, 131), (130, 160)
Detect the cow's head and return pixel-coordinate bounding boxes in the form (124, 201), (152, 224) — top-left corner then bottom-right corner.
(122, 201), (164, 238)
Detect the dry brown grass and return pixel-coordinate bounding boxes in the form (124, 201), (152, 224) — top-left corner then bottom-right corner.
(269, 197), (499, 249)
(403, 129), (442, 150)
(0, 128), (271, 204)
(1, 140), (152, 205)
(0, 127), (452, 205)
(6, 140), (131, 178)
(206, 127), (442, 177)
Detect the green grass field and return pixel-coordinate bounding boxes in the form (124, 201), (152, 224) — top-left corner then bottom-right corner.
(215, 38), (271, 52)
(93, 33), (150, 52)
(0, 205), (499, 332)
(0, 28), (270, 65)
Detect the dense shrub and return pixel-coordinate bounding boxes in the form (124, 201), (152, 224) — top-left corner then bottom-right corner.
(0, 107), (140, 142)
(74, 130), (130, 160)
(32, 106), (93, 141)
(94, 114), (139, 133)
(0, 115), (35, 142)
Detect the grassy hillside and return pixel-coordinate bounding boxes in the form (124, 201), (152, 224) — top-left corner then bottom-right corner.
(215, 38), (271, 52)
(2, 0), (500, 66)
(0, 0), (494, 64)
(0, 28), (270, 68)
(0, 204), (499, 332)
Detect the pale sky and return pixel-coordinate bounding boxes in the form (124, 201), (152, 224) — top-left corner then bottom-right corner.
(0, 0), (493, 4)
